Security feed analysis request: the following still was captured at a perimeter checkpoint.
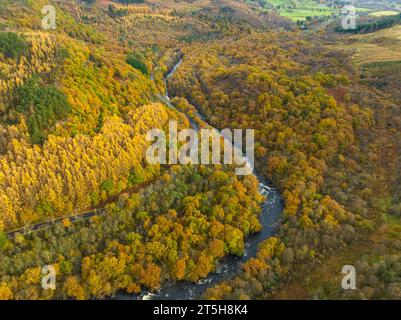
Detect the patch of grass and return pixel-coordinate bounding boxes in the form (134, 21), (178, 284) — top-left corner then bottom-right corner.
(383, 212), (401, 226)
(280, 7), (336, 21)
(369, 11), (400, 17)
(336, 25), (401, 65)
(245, 0), (371, 21)
(0, 230), (7, 249)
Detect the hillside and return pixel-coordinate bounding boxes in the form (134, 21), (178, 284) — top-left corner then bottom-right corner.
(0, 0), (400, 301)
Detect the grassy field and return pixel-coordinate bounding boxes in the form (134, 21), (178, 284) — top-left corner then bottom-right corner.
(250, 0), (336, 21)
(369, 10), (401, 17)
(280, 7), (371, 22)
(337, 25), (401, 65)
(247, 0), (373, 21)
(279, 7), (336, 21)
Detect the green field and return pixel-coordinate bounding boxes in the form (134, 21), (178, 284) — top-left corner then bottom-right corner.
(338, 25), (401, 65)
(279, 7), (336, 21)
(369, 10), (401, 17)
(247, 0), (372, 21)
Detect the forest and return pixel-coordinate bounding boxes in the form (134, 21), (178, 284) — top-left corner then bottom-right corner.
(335, 13), (401, 33)
(0, 164), (262, 299)
(0, 0), (400, 300)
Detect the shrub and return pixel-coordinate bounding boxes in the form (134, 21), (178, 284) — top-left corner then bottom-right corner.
(0, 32), (28, 59)
(0, 231), (7, 249)
(126, 52), (149, 76)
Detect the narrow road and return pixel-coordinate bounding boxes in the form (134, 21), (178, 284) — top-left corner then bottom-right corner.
(6, 208), (107, 239)
(6, 178), (160, 239)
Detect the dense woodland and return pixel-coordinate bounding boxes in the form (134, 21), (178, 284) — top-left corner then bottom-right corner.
(335, 13), (401, 34)
(0, 165), (262, 299)
(166, 33), (384, 298)
(0, 0), (400, 300)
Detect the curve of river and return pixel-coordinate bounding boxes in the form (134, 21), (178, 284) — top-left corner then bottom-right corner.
(120, 58), (283, 300)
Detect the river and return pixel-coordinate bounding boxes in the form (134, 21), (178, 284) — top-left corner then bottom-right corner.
(119, 58), (283, 300)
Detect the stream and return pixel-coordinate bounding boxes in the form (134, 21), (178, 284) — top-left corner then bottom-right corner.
(119, 58), (284, 300)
